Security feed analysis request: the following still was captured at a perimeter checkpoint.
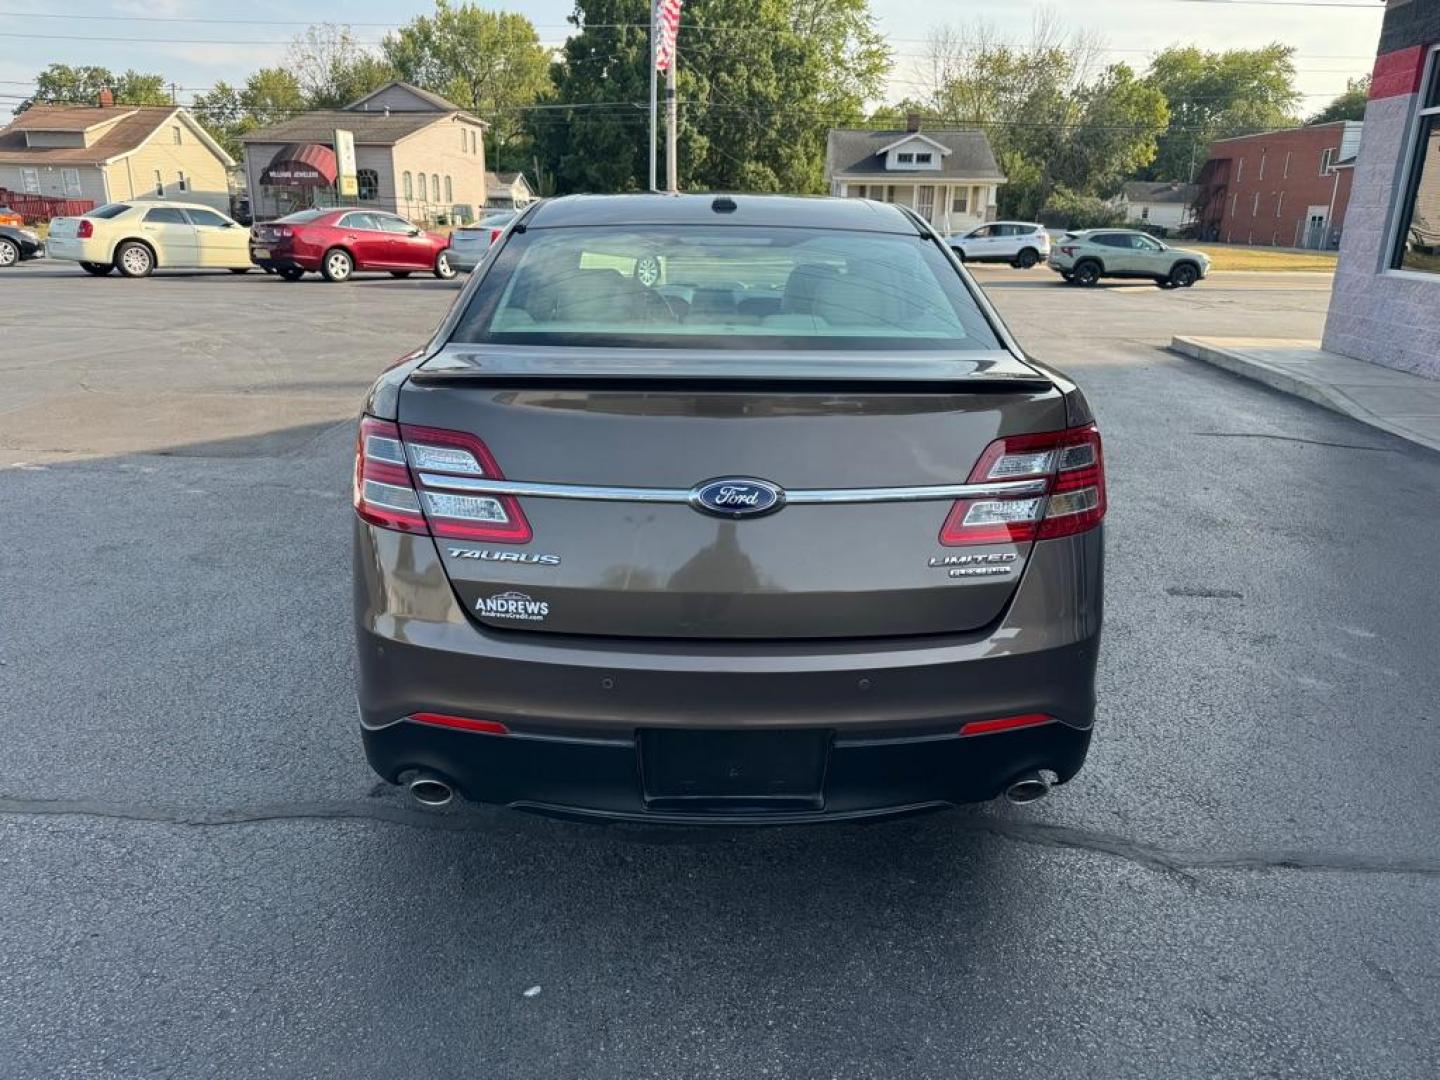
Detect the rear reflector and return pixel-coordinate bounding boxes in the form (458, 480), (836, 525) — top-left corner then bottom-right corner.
(410, 712), (510, 735)
(352, 416), (532, 543)
(959, 713), (1055, 737)
(940, 424), (1105, 546)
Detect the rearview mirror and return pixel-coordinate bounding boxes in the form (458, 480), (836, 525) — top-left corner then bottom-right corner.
(408, 226), (421, 236)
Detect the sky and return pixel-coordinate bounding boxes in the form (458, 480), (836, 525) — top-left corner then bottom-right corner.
(0, 0), (1388, 124)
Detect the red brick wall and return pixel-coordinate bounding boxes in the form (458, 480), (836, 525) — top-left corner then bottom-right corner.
(1200, 124), (1357, 247)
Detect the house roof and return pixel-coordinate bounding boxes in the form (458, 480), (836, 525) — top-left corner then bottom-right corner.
(0, 104), (232, 166)
(826, 128), (1005, 181)
(486, 170), (529, 187)
(346, 80), (462, 113)
(1119, 181), (1198, 204)
(241, 105), (484, 146)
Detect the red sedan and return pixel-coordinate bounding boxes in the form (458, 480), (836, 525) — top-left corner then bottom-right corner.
(250, 208), (457, 283)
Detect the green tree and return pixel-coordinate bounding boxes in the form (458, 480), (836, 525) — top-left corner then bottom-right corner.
(1143, 44), (1302, 181)
(287, 24), (396, 109)
(909, 21), (1167, 218)
(1309, 76), (1370, 124)
(383, 0), (552, 164)
(535, 0), (890, 194)
(191, 68), (305, 158)
(17, 63), (169, 112)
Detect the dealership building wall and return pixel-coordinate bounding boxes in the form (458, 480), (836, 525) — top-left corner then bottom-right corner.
(1322, 0), (1440, 379)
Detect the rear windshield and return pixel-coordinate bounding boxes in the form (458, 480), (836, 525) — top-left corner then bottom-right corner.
(274, 209), (329, 224)
(451, 225), (1001, 351)
(89, 203), (132, 220)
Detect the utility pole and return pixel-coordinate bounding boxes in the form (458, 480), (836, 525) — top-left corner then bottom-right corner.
(665, 55), (677, 193)
(648, 0), (658, 192)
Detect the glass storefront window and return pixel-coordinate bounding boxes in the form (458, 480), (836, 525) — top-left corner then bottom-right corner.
(1393, 48), (1440, 275)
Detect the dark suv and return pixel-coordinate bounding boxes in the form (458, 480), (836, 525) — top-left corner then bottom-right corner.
(353, 194), (1105, 823)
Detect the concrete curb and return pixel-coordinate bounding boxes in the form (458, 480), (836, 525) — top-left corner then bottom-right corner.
(1171, 336), (1440, 456)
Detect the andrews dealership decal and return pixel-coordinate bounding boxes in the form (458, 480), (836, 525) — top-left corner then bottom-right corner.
(477, 591), (550, 622)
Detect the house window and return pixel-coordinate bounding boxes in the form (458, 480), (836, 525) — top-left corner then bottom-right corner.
(61, 168), (81, 196)
(172, 125), (182, 145)
(1320, 147), (1335, 175)
(21, 167), (39, 194)
(1392, 46), (1440, 275)
(418, 173), (427, 201)
(444, 175), (453, 203)
(403, 171), (413, 200)
(357, 168), (379, 200)
(461, 129), (467, 152)
(432, 174), (440, 203)
(897, 152), (914, 164)
(154, 169), (164, 196)
(1140, 206), (1150, 220)
(177, 170), (188, 192)
(952, 188), (968, 213)
(915, 152), (933, 164)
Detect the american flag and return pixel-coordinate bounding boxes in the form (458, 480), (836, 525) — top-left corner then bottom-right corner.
(655, 0), (683, 72)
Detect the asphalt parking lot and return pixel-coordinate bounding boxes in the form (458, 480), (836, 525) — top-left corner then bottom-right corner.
(2, 260), (1438, 1079)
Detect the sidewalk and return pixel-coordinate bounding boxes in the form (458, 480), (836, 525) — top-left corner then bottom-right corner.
(1170, 337), (1440, 455)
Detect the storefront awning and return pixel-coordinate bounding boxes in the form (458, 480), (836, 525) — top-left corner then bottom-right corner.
(260, 143), (338, 187)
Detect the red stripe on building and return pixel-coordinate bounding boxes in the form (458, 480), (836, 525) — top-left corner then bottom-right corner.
(1370, 44), (1428, 100)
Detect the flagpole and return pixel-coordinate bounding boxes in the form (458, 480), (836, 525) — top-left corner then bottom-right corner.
(648, 0), (658, 192)
(665, 49), (677, 193)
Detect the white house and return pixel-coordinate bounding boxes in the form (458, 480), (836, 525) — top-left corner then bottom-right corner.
(825, 117), (1006, 234)
(1112, 181), (1198, 234)
(0, 101), (234, 213)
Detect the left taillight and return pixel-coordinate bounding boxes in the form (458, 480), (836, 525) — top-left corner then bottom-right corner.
(939, 424), (1106, 546)
(76, 219), (94, 239)
(352, 416), (532, 543)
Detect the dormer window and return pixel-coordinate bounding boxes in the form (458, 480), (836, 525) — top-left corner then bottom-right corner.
(915, 152), (932, 164)
(897, 152), (914, 164)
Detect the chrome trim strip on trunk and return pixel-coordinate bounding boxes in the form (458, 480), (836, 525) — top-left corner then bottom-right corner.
(415, 473), (1050, 504)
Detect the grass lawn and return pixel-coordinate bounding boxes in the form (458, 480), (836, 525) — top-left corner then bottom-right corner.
(1185, 244), (1338, 272)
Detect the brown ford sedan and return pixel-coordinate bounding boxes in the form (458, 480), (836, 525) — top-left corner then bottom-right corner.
(353, 193), (1104, 823)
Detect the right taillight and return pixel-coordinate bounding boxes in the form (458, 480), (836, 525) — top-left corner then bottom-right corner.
(352, 416), (532, 543)
(939, 424), (1105, 546)
(77, 220), (94, 239)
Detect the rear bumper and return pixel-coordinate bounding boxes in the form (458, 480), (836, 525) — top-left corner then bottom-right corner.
(445, 244), (485, 270)
(250, 247), (316, 272)
(354, 521), (1103, 821)
(45, 237), (106, 264)
(364, 716), (1091, 824)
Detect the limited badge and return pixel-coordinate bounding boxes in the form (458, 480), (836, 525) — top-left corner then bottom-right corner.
(476, 591), (550, 622)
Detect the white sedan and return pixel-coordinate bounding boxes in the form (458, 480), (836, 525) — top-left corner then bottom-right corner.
(47, 200), (253, 277)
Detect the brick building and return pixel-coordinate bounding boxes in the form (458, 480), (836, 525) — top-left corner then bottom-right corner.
(1195, 122), (1363, 248)
(1323, 0), (1440, 380)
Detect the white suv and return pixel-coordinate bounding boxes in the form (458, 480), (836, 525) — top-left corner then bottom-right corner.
(947, 222), (1052, 269)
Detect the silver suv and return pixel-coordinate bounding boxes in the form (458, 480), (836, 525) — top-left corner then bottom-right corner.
(1048, 229), (1210, 288)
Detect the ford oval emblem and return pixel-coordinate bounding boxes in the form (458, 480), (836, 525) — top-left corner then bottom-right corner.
(690, 477), (785, 519)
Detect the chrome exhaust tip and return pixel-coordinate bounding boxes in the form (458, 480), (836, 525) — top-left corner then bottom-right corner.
(1004, 770), (1054, 805)
(407, 774), (454, 808)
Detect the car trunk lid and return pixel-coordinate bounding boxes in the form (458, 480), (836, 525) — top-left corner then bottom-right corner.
(383, 345), (1068, 640)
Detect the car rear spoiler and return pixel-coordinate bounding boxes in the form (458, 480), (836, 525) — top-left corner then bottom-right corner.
(409, 347), (1055, 393)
